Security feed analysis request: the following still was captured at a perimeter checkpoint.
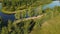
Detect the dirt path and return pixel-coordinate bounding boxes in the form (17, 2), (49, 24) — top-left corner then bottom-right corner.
(13, 14), (44, 25)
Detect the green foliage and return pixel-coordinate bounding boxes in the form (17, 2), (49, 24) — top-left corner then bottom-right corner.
(2, 0), (60, 34)
(11, 31), (16, 34)
(15, 11), (21, 19)
(7, 20), (13, 32)
(2, 0), (52, 14)
(23, 20), (31, 34)
(1, 27), (8, 34)
(21, 10), (26, 18)
(2, 5), (60, 34)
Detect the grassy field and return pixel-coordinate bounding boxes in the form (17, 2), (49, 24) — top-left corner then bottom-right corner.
(30, 14), (60, 34)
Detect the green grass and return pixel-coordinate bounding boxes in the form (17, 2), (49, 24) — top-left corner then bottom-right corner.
(30, 14), (60, 34)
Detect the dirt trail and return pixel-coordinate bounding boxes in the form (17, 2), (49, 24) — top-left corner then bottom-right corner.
(13, 14), (44, 25)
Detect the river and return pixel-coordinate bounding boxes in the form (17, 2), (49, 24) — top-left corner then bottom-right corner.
(43, 1), (60, 10)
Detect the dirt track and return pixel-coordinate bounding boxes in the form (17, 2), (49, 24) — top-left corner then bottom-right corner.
(13, 14), (44, 25)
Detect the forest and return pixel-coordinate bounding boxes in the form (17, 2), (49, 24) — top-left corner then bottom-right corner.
(0, 0), (60, 34)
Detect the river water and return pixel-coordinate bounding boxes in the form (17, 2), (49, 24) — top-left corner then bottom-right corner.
(43, 1), (60, 10)
(0, 3), (15, 23)
(0, 1), (60, 23)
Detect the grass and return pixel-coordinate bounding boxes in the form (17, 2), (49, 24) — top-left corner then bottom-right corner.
(30, 14), (60, 34)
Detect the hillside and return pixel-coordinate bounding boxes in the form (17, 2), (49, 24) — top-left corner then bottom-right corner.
(1, 0), (60, 34)
(30, 14), (60, 34)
